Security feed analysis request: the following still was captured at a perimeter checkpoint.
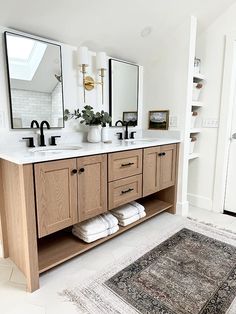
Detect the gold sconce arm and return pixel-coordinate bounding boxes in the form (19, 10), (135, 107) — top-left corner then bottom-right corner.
(80, 64), (106, 104)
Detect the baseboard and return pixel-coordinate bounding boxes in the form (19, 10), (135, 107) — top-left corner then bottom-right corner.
(187, 193), (212, 211)
(176, 201), (189, 216)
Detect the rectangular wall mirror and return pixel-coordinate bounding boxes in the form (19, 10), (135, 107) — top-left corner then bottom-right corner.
(109, 59), (139, 126)
(4, 32), (64, 129)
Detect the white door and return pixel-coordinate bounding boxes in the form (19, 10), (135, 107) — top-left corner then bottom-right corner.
(225, 99), (236, 213)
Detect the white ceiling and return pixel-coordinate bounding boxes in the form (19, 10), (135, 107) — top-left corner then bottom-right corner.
(0, 0), (235, 64)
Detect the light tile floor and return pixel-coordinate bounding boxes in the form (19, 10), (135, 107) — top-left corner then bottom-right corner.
(188, 205), (236, 232)
(0, 208), (236, 314)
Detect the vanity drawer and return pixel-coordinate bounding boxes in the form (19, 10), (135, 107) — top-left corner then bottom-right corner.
(108, 149), (142, 182)
(108, 174), (142, 210)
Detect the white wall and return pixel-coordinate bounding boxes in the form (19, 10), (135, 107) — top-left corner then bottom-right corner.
(143, 17), (197, 215)
(188, 2), (236, 211)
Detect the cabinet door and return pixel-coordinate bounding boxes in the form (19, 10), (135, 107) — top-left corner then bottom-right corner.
(143, 147), (161, 197)
(160, 144), (176, 189)
(34, 159), (78, 238)
(77, 154), (107, 221)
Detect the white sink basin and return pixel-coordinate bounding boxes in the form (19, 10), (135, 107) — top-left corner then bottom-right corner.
(29, 145), (82, 153)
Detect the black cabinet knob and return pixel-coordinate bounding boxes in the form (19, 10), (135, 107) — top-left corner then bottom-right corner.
(79, 168), (85, 173)
(71, 169), (78, 175)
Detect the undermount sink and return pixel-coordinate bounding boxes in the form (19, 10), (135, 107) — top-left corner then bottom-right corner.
(29, 145), (82, 153)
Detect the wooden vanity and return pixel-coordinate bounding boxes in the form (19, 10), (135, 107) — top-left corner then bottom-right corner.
(0, 143), (179, 292)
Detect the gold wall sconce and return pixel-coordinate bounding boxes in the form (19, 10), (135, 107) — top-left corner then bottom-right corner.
(78, 47), (107, 104)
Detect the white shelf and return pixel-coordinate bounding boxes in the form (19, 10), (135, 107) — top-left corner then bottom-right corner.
(190, 128), (201, 133)
(188, 153), (200, 160)
(193, 73), (205, 80)
(191, 101), (203, 107)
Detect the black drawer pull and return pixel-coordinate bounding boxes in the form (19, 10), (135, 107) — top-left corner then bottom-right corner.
(162, 152), (166, 156)
(121, 162), (134, 167)
(158, 152), (166, 156)
(121, 188), (134, 194)
(71, 169), (78, 175)
(79, 168), (85, 173)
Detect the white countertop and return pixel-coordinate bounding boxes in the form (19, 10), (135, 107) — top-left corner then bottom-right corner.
(0, 138), (180, 165)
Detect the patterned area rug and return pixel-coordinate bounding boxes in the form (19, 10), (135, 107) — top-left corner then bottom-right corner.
(61, 219), (236, 314)
(105, 228), (236, 313)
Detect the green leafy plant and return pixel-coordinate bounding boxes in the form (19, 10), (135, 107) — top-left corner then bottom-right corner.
(64, 105), (111, 126)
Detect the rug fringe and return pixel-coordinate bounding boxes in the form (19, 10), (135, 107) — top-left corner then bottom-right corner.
(227, 297), (236, 314)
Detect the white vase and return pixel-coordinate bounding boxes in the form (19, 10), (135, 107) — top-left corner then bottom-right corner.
(87, 125), (101, 143)
(101, 126), (109, 142)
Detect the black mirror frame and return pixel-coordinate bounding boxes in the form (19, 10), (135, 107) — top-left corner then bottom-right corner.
(4, 31), (65, 130)
(109, 58), (139, 127)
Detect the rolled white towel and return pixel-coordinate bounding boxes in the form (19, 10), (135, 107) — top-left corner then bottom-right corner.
(130, 201), (145, 213)
(73, 215), (110, 236)
(107, 224), (119, 236)
(101, 212), (118, 229)
(111, 203), (139, 220)
(73, 225), (119, 243)
(118, 211), (146, 227)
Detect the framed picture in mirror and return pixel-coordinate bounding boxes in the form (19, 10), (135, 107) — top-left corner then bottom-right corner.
(4, 31), (64, 129)
(148, 110), (169, 130)
(123, 111), (137, 126)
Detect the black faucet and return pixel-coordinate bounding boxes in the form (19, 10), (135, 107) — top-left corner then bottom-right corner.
(115, 120), (132, 140)
(39, 121), (50, 146)
(30, 120), (40, 129)
(115, 120), (124, 127)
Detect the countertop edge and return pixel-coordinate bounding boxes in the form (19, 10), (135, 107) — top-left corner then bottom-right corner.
(0, 139), (181, 165)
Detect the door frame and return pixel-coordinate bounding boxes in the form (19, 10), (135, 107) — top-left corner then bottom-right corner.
(213, 33), (236, 213)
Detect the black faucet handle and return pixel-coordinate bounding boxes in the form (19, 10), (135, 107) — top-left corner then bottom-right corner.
(50, 135), (61, 146)
(130, 131), (136, 139)
(116, 132), (123, 140)
(22, 137), (35, 148)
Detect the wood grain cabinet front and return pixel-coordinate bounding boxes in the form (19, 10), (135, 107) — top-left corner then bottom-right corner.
(143, 144), (177, 197)
(143, 146), (161, 197)
(160, 144), (176, 190)
(108, 149), (142, 182)
(34, 159), (78, 238)
(77, 154), (107, 221)
(108, 174), (142, 210)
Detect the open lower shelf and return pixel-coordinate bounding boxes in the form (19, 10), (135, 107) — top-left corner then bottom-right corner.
(38, 198), (172, 273)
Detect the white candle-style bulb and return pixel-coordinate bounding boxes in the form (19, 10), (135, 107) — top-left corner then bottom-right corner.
(96, 52), (107, 69)
(78, 46), (89, 65)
